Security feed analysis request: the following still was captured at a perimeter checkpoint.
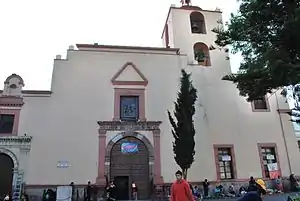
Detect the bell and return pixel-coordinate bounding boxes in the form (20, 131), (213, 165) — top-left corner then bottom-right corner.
(191, 22), (199, 32)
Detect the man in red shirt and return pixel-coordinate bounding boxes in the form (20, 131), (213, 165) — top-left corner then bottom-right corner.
(170, 170), (194, 201)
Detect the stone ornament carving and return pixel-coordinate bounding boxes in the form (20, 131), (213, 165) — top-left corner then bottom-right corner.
(97, 121), (161, 134)
(0, 136), (32, 151)
(96, 120), (164, 185)
(2, 74), (25, 97)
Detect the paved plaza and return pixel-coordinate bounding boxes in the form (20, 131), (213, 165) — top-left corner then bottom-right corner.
(207, 193), (298, 201)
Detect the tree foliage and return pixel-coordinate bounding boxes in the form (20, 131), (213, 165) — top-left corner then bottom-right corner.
(282, 85), (300, 123)
(212, 0), (300, 101)
(167, 69), (197, 179)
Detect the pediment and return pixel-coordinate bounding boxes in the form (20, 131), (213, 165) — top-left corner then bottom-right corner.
(111, 62), (148, 86)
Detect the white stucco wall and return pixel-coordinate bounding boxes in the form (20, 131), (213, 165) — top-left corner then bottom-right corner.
(8, 5), (300, 185)
(15, 47), (299, 185)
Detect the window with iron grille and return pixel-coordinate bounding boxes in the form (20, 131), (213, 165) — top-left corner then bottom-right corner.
(0, 114), (15, 134)
(260, 147), (277, 178)
(120, 96), (139, 121)
(217, 148), (234, 180)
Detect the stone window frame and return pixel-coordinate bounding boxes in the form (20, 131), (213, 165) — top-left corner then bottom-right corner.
(213, 144), (237, 181)
(0, 109), (20, 136)
(257, 143), (281, 178)
(119, 96), (140, 121)
(113, 88), (146, 121)
(251, 96), (270, 112)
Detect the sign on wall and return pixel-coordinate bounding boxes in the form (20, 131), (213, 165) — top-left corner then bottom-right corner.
(222, 155), (231, 161)
(57, 161), (69, 168)
(121, 142), (138, 153)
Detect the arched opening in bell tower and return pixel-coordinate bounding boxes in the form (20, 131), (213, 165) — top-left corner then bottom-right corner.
(193, 42), (211, 66)
(190, 12), (206, 34)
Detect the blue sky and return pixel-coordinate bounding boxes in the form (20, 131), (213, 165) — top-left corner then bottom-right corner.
(0, 0), (240, 90)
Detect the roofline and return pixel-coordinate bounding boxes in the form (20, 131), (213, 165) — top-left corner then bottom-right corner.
(161, 5), (222, 38)
(76, 44), (180, 52)
(0, 90), (52, 95)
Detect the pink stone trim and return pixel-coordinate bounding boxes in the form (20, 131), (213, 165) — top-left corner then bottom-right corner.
(96, 121), (164, 185)
(0, 108), (21, 136)
(113, 88), (146, 121)
(77, 44), (179, 53)
(153, 130), (164, 184)
(111, 62), (148, 86)
(96, 129), (107, 185)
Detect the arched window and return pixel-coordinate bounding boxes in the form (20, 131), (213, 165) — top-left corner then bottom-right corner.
(190, 12), (206, 34)
(193, 42), (211, 66)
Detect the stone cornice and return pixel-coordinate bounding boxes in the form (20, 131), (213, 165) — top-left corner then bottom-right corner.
(277, 109), (291, 114)
(0, 96), (24, 107)
(97, 121), (162, 133)
(0, 136), (32, 150)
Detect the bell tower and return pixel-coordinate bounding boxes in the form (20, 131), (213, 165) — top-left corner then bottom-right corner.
(161, 3), (231, 74)
(180, 0), (191, 6)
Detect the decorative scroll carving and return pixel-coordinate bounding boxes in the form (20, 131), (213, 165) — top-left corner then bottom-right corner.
(97, 121), (161, 132)
(0, 96), (24, 107)
(0, 136), (32, 150)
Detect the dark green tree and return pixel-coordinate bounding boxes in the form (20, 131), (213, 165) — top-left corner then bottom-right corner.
(167, 69), (197, 179)
(212, 0), (300, 101)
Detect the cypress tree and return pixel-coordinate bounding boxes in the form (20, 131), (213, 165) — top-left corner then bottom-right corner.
(168, 69), (197, 179)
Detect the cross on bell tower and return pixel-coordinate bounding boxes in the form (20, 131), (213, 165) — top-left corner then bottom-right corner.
(181, 0), (191, 6)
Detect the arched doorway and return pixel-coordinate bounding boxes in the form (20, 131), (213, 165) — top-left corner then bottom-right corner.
(0, 153), (14, 198)
(110, 136), (150, 200)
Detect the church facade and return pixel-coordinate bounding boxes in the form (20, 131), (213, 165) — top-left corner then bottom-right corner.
(1, 3), (300, 200)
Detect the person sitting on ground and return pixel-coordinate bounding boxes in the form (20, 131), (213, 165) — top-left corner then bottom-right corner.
(192, 185), (200, 199)
(214, 184), (224, 197)
(227, 184), (236, 197)
(290, 174), (300, 192)
(239, 186), (247, 196)
(248, 176), (258, 192)
(275, 175), (283, 193)
(255, 179), (267, 196)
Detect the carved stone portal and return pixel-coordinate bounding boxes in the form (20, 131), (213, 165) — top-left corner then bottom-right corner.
(96, 121), (164, 186)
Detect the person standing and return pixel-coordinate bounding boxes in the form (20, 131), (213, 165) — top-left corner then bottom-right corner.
(85, 181), (91, 201)
(202, 179), (210, 198)
(106, 181), (117, 201)
(131, 182), (138, 200)
(170, 170), (194, 201)
(290, 174), (300, 192)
